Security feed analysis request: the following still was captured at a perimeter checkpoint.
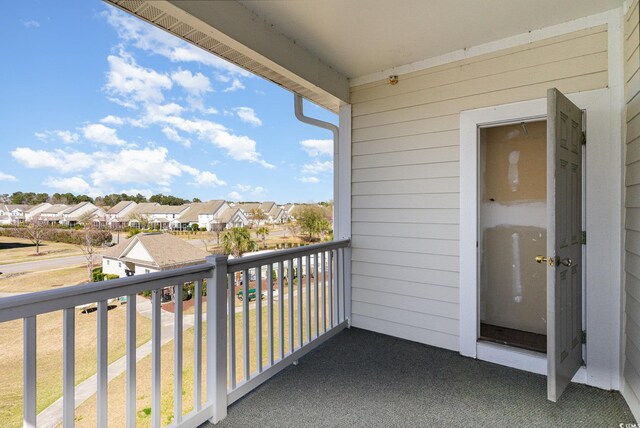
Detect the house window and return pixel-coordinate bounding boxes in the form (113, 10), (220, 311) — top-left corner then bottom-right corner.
(119, 262), (122, 268)
(106, 260), (110, 265)
(145, 269), (150, 274)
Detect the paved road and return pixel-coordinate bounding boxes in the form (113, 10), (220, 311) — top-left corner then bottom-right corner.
(0, 254), (102, 275)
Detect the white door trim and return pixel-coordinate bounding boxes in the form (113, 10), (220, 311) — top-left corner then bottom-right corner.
(459, 87), (620, 390)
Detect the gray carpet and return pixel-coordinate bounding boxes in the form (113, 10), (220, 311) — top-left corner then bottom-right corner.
(203, 328), (635, 428)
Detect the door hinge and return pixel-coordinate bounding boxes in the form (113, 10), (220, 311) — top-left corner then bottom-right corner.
(582, 132), (586, 145)
(581, 231), (586, 245)
(582, 330), (587, 344)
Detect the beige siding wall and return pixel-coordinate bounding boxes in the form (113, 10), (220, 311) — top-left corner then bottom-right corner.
(625, 0), (640, 415)
(350, 26), (609, 351)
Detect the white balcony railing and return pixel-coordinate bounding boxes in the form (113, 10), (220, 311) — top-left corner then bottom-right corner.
(0, 239), (351, 428)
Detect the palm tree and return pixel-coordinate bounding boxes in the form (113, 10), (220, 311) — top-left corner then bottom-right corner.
(256, 226), (270, 248)
(220, 227), (257, 257)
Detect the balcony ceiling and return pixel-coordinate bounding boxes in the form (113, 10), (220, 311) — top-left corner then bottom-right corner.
(107, 0), (621, 111)
(239, 0), (620, 80)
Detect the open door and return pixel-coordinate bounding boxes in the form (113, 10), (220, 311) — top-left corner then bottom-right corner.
(544, 88), (583, 402)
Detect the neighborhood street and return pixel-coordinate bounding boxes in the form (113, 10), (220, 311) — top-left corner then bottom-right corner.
(0, 254), (102, 275)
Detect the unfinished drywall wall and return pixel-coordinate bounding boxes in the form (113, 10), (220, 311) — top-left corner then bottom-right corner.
(480, 121), (547, 335)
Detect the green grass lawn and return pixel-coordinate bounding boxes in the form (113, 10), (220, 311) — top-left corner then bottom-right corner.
(0, 266), (89, 293)
(0, 303), (152, 428)
(0, 236), (87, 265)
(71, 283), (331, 427)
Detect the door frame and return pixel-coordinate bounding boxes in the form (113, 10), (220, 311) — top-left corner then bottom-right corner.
(459, 88), (621, 390)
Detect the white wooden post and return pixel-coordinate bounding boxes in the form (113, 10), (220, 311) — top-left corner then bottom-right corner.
(207, 255), (228, 423)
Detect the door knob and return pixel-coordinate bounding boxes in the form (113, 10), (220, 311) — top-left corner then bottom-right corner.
(535, 255), (555, 267)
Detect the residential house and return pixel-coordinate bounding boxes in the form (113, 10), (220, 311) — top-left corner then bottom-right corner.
(105, 201), (137, 229)
(23, 202), (52, 222)
(238, 201), (284, 225)
(281, 203), (296, 221)
(146, 205), (190, 230)
(213, 206), (249, 229)
(173, 200), (228, 230)
(37, 204), (69, 224)
(101, 232), (209, 278)
(124, 202), (159, 228)
(59, 202), (105, 227)
(0, 204), (30, 225)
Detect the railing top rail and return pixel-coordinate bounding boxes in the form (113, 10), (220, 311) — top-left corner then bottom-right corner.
(0, 263), (213, 323)
(226, 239), (350, 273)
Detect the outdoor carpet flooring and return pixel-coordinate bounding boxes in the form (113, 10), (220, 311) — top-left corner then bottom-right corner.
(203, 328), (635, 428)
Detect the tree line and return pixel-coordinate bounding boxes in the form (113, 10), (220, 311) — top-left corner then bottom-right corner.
(0, 192), (198, 206)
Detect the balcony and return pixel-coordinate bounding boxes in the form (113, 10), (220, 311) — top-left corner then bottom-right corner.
(0, 239), (351, 427)
(1, 237), (635, 427)
(212, 327), (634, 427)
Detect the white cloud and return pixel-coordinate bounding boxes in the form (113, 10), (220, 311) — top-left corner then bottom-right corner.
(162, 127), (191, 148)
(228, 191), (242, 201)
(171, 69), (212, 96)
(100, 115), (125, 126)
(82, 123), (126, 146)
(35, 130), (80, 144)
(0, 172), (17, 182)
(103, 8), (249, 75)
(44, 176), (92, 194)
(11, 147), (93, 172)
(299, 176), (319, 183)
(22, 20), (40, 29)
(300, 139), (333, 157)
(223, 78), (245, 92)
(189, 171), (226, 187)
(105, 50), (173, 108)
(302, 160), (333, 175)
(90, 146), (184, 188)
(234, 184), (265, 195)
(139, 113), (274, 168)
(235, 107), (262, 126)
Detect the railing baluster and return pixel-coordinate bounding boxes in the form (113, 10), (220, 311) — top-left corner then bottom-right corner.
(267, 264), (274, 366)
(335, 248), (343, 323)
(209, 255), (228, 423)
(63, 308), (75, 428)
(152, 290), (161, 428)
(329, 250), (335, 327)
(255, 266), (262, 373)
(242, 269), (250, 381)
(23, 316), (36, 428)
(97, 300), (108, 427)
(194, 281), (202, 411)
(344, 246), (352, 326)
(306, 255), (311, 343)
(297, 256), (303, 348)
(321, 251), (326, 334)
(288, 259), (294, 354)
(126, 294), (136, 428)
(174, 284), (183, 424)
(228, 274), (236, 389)
(277, 261), (284, 360)
(314, 252), (319, 339)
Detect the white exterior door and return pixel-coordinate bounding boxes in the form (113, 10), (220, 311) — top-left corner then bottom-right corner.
(545, 88), (583, 402)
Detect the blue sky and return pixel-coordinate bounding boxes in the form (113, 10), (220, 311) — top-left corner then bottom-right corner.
(0, 0), (337, 204)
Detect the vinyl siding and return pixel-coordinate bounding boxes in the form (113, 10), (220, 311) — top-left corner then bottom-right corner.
(625, 0), (640, 417)
(350, 25), (609, 351)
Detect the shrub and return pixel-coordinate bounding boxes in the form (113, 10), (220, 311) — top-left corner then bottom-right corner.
(190, 224), (200, 232)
